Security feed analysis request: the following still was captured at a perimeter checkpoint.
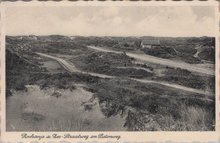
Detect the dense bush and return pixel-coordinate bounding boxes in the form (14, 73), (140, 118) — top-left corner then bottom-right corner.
(156, 67), (214, 91)
(199, 48), (215, 62)
(93, 78), (215, 131)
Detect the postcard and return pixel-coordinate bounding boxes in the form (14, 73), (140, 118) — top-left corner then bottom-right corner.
(0, 1), (219, 142)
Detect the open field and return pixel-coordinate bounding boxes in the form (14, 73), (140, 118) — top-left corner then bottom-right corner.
(6, 35), (215, 131)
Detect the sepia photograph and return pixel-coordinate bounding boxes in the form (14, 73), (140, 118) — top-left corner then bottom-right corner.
(3, 4), (217, 132)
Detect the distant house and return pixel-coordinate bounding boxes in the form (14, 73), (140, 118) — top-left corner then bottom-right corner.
(28, 35), (38, 40)
(69, 36), (75, 40)
(141, 39), (160, 49)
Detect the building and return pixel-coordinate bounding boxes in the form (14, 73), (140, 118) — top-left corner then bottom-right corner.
(141, 39), (160, 49)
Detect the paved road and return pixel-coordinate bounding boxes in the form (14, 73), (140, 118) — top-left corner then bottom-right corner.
(36, 52), (213, 96)
(87, 46), (214, 76)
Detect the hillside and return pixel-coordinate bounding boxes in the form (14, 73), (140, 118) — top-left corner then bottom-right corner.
(6, 35), (215, 131)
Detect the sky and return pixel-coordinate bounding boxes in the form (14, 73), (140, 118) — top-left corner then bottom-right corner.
(5, 5), (216, 37)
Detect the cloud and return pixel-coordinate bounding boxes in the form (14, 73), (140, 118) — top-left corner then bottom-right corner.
(5, 5), (215, 37)
(134, 7), (215, 37)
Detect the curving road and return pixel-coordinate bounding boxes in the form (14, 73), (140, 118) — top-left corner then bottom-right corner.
(87, 46), (214, 76)
(36, 52), (213, 96)
(36, 52), (114, 79)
